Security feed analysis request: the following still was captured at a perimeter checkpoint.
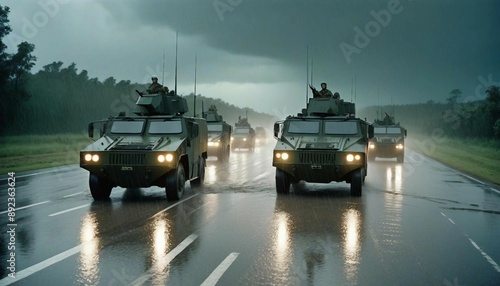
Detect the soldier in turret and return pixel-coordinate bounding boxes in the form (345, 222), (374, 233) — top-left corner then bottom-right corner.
(147, 75), (164, 94)
(309, 82), (333, 98)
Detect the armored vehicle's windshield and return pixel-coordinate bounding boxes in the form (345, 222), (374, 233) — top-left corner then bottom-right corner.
(207, 124), (223, 132)
(110, 120), (145, 134)
(288, 120), (320, 134)
(375, 127), (403, 134)
(324, 121), (358, 135)
(234, 128), (252, 134)
(148, 120), (183, 134)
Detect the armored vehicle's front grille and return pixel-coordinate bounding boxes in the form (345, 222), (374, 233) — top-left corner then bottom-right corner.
(109, 153), (145, 165)
(299, 152), (335, 164)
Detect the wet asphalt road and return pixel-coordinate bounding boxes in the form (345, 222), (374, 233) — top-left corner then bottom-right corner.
(1, 139), (499, 286)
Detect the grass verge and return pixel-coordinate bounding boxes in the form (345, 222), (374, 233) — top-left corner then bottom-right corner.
(0, 133), (92, 174)
(408, 135), (500, 185)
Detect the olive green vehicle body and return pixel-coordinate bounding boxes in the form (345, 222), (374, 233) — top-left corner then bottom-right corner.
(80, 93), (208, 200)
(204, 106), (232, 161)
(368, 113), (407, 163)
(272, 97), (373, 196)
(231, 117), (256, 151)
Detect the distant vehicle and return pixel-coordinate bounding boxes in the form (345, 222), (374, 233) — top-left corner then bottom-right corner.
(204, 105), (232, 161)
(272, 97), (373, 196)
(255, 126), (267, 145)
(368, 113), (407, 163)
(80, 92), (208, 201)
(231, 116), (256, 151)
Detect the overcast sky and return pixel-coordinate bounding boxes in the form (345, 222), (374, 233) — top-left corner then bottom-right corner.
(3, 0), (500, 116)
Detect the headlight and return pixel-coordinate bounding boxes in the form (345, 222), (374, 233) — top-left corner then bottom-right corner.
(275, 152), (289, 160)
(92, 154), (99, 162)
(231, 137), (234, 141)
(243, 138), (247, 141)
(369, 143), (375, 149)
(396, 144), (404, 149)
(158, 154), (174, 163)
(84, 154), (92, 161)
(346, 154), (361, 162)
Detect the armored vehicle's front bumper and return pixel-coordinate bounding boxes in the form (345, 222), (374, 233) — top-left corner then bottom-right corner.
(80, 151), (178, 188)
(207, 141), (224, 155)
(272, 150), (365, 183)
(232, 138), (253, 149)
(369, 142), (404, 158)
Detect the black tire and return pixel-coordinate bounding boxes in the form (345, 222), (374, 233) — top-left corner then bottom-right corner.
(89, 173), (112, 201)
(165, 164), (186, 201)
(397, 154), (404, 163)
(276, 168), (291, 194)
(191, 157), (205, 187)
(350, 169), (363, 197)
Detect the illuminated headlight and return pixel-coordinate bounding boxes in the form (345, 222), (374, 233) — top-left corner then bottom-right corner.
(231, 137), (234, 141)
(158, 154), (174, 163)
(396, 144), (404, 149)
(84, 154), (92, 161)
(92, 155), (99, 162)
(346, 154), (361, 162)
(369, 143), (375, 149)
(275, 152), (289, 160)
(243, 138), (247, 141)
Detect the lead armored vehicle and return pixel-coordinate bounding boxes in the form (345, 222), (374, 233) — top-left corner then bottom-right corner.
(204, 105), (232, 161)
(272, 97), (373, 196)
(368, 113), (407, 163)
(80, 92), (208, 201)
(231, 116), (256, 151)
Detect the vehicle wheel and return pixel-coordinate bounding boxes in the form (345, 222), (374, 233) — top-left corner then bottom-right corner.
(276, 168), (290, 194)
(89, 173), (112, 201)
(165, 164), (186, 200)
(191, 157), (205, 187)
(397, 154), (404, 163)
(350, 169), (362, 197)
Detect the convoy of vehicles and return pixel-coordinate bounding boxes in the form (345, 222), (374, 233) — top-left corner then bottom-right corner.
(80, 92), (207, 201)
(368, 113), (407, 163)
(272, 97), (374, 196)
(204, 105), (232, 161)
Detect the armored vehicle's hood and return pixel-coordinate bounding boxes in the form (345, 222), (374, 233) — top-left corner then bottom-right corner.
(283, 135), (365, 151)
(373, 135), (403, 143)
(102, 136), (184, 151)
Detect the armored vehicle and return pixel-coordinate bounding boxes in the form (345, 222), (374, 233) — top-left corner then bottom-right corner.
(368, 113), (407, 163)
(80, 92), (208, 201)
(204, 105), (232, 161)
(255, 126), (267, 145)
(272, 97), (374, 196)
(231, 116), (256, 151)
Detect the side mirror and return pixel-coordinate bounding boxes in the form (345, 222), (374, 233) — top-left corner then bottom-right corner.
(190, 122), (199, 138)
(88, 123), (94, 138)
(404, 129), (407, 137)
(274, 121), (283, 139)
(368, 124), (374, 139)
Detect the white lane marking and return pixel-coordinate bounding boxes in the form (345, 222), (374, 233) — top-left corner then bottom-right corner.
(63, 192), (83, 198)
(132, 234), (199, 285)
(0, 167), (77, 181)
(0, 201), (51, 214)
(150, 193), (200, 219)
(490, 188), (500, 195)
(441, 212), (500, 273)
(200, 252), (240, 286)
(48, 204), (90, 217)
(468, 238), (500, 273)
(0, 245), (81, 285)
(461, 174), (484, 185)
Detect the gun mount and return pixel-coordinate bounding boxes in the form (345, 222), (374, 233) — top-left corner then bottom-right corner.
(203, 105), (224, 122)
(300, 97), (356, 117)
(133, 93), (188, 116)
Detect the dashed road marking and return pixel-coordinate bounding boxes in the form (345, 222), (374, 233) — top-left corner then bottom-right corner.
(0, 201), (51, 214)
(48, 204), (90, 216)
(201, 252), (240, 286)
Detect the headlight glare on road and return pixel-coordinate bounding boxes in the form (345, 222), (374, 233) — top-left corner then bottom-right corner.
(92, 154), (99, 162)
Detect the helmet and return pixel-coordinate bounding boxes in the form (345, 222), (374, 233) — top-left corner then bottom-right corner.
(321, 82), (327, 86)
(151, 75), (158, 80)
